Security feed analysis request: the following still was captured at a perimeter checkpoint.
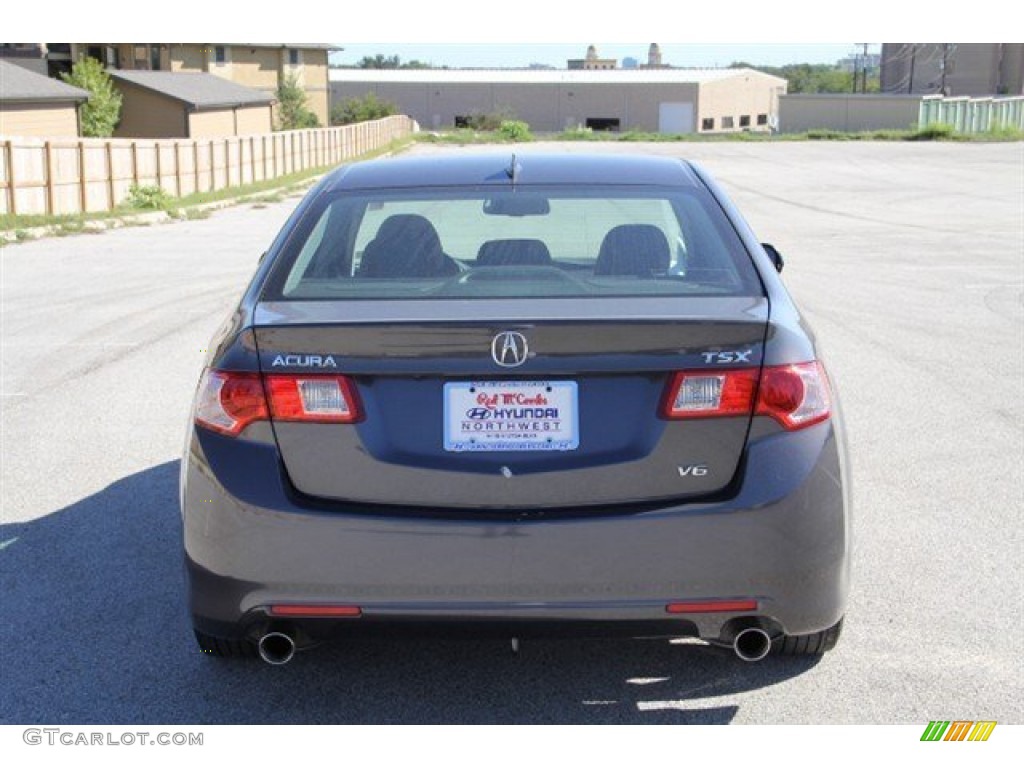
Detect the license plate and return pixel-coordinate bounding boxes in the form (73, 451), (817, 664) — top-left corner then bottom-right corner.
(443, 381), (579, 452)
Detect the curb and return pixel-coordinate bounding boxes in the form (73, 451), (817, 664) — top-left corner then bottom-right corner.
(0, 178), (322, 246)
(0, 144), (409, 247)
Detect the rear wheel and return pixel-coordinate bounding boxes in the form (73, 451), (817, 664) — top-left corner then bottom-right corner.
(194, 630), (256, 659)
(773, 618), (843, 656)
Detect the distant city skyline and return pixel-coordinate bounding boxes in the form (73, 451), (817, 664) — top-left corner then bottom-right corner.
(330, 44), (864, 70)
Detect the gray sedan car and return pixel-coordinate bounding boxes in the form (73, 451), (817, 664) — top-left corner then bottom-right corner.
(182, 153), (849, 665)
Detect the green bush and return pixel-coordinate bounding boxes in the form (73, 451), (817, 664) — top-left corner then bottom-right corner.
(416, 129), (484, 144)
(496, 120), (532, 141)
(125, 184), (171, 210)
(618, 131), (656, 142)
(459, 108), (518, 131)
(468, 112), (502, 131)
(276, 73), (320, 130)
(558, 126), (598, 141)
(805, 129), (852, 141)
(331, 92), (397, 126)
(61, 57), (122, 138)
(982, 123), (1024, 141)
(907, 123), (957, 141)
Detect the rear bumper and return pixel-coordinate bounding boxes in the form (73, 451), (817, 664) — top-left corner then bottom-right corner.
(182, 419), (849, 644)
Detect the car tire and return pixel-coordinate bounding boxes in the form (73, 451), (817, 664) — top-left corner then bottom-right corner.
(773, 618), (843, 656)
(194, 630), (256, 658)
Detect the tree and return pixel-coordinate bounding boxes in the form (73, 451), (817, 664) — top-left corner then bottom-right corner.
(355, 54), (435, 70)
(358, 54), (401, 69)
(61, 57), (122, 137)
(276, 73), (320, 130)
(331, 92), (397, 126)
(728, 61), (870, 93)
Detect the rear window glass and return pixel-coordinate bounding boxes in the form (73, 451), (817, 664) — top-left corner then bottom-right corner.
(264, 186), (762, 300)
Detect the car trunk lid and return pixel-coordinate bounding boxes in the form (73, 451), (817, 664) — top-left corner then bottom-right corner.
(253, 297), (768, 509)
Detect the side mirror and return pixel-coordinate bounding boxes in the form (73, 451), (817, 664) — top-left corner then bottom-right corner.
(762, 243), (784, 273)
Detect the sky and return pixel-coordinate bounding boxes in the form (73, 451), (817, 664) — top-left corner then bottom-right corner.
(329, 44), (861, 70)
(7, 0), (1003, 64)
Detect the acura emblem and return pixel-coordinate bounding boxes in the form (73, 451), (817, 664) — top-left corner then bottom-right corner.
(491, 331), (529, 367)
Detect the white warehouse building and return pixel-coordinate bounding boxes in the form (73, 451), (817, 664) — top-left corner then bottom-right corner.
(329, 68), (787, 134)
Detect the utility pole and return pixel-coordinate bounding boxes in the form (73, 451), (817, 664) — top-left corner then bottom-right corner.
(908, 44), (916, 93)
(853, 44), (866, 93)
(940, 43), (950, 95)
(861, 42), (870, 92)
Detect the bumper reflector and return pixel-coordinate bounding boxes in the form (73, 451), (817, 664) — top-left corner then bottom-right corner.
(269, 604), (363, 618)
(666, 600), (758, 614)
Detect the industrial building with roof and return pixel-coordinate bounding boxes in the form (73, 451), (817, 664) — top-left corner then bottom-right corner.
(0, 58), (89, 136)
(330, 67), (787, 134)
(109, 70), (274, 138)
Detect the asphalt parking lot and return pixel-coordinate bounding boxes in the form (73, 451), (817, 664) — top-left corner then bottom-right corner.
(1, 140), (1021, 724)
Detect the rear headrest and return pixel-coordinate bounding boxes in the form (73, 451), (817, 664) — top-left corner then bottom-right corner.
(359, 214), (449, 278)
(595, 224), (671, 277)
(477, 239), (553, 267)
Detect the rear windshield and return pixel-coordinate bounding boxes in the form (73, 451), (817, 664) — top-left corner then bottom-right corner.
(263, 185), (763, 300)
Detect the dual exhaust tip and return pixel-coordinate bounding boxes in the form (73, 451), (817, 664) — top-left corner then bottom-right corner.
(731, 626), (773, 662)
(258, 631), (296, 665)
(258, 625), (773, 665)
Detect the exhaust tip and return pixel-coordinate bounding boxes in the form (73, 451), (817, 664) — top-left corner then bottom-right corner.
(733, 627), (772, 662)
(258, 631), (296, 665)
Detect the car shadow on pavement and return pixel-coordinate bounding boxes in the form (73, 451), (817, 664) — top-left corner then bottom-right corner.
(0, 461), (822, 724)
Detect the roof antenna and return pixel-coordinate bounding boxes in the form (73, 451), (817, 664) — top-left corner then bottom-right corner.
(506, 154), (521, 185)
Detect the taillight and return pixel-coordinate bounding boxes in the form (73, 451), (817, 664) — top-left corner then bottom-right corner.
(661, 369), (759, 419)
(265, 375), (362, 423)
(194, 370), (362, 436)
(756, 361), (831, 430)
(194, 370), (268, 436)
(662, 361), (831, 431)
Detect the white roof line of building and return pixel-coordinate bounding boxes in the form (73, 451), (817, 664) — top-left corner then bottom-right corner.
(329, 67), (785, 86)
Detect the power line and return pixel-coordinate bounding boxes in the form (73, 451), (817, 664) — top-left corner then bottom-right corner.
(882, 43), (946, 94)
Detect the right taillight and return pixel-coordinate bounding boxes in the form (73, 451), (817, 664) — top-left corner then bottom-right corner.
(756, 361), (831, 430)
(662, 361), (831, 431)
(661, 369), (759, 419)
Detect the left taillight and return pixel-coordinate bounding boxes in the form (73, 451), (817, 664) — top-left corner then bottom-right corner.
(194, 370), (269, 437)
(264, 375), (362, 424)
(194, 370), (362, 437)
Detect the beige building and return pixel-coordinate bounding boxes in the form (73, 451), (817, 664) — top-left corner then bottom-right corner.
(330, 68), (786, 134)
(0, 58), (88, 137)
(881, 43), (1024, 96)
(567, 45), (617, 71)
(110, 70), (273, 138)
(641, 44), (666, 69)
(59, 43), (336, 126)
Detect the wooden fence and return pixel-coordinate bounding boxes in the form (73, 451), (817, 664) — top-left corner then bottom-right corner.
(0, 115), (417, 217)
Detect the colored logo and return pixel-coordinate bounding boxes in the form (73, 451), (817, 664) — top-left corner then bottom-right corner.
(921, 721), (996, 742)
